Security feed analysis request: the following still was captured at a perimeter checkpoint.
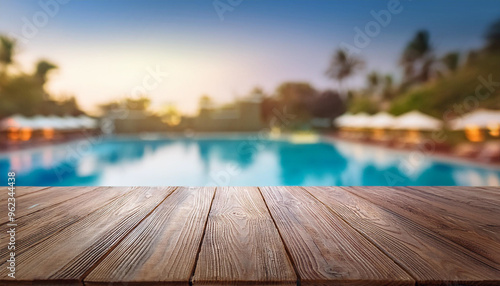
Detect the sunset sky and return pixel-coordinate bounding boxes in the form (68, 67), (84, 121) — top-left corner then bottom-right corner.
(1, 0), (499, 114)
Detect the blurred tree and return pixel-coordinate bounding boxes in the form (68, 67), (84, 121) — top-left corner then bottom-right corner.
(34, 60), (58, 85)
(159, 103), (182, 126)
(441, 52), (460, 73)
(311, 90), (345, 119)
(400, 30), (434, 84)
(325, 49), (364, 97)
(382, 74), (395, 101)
(366, 71), (380, 94)
(99, 100), (122, 113)
(486, 18), (500, 51)
(465, 50), (479, 66)
(275, 82), (318, 122)
(0, 75), (45, 117)
(199, 94), (213, 110)
(390, 52), (500, 117)
(0, 34), (85, 118)
(348, 96), (379, 115)
(57, 96), (83, 116)
(125, 96), (151, 111)
(0, 36), (16, 76)
(261, 96), (280, 123)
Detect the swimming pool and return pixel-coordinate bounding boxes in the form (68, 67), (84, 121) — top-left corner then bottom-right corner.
(2, 135), (499, 186)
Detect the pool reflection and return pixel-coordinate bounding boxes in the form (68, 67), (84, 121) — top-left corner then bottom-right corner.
(0, 136), (498, 186)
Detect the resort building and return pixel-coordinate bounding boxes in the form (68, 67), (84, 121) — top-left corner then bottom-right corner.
(193, 94), (263, 132)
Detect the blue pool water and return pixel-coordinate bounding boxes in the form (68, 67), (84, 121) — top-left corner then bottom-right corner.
(1, 135), (499, 186)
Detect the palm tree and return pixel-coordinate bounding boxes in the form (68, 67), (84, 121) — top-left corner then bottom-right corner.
(400, 30), (433, 84)
(326, 49), (364, 98)
(34, 60), (58, 85)
(0, 36), (16, 76)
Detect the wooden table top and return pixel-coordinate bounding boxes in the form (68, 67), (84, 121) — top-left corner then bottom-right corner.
(1, 186), (499, 285)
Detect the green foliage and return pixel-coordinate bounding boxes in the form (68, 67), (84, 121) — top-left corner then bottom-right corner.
(0, 75), (45, 117)
(275, 82), (318, 123)
(400, 30), (434, 84)
(35, 60), (58, 85)
(441, 52), (460, 72)
(367, 71), (379, 91)
(390, 52), (500, 117)
(486, 18), (500, 50)
(0, 33), (84, 118)
(348, 97), (379, 115)
(0, 36), (16, 70)
(326, 49), (364, 95)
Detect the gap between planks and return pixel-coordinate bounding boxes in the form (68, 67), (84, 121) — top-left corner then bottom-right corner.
(188, 187), (218, 286)
(257, 187), (302, 286)
(301, 186), (419, 282)
(80, 186), (180, 285)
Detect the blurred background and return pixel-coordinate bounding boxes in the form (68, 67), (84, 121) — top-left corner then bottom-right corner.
(0, 0), (499, 186)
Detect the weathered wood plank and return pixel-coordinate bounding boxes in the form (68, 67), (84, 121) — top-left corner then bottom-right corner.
(85, 187), (215, 285)
(260, 186), (413, 286)
(3, 186), (49, 198)
(193, 187), (296, 285)
(0, 187), (127, 259)
(344, 186), (500, 266)
(0, 186), (176, 285)
(306, 186), (500, 285)
(0, 186), (99, 224)
(399, 186), (500, 241)
(478, 186), (500, 196)
(404, 186), (500, 213)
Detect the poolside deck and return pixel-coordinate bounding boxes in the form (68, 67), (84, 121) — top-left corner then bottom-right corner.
(1, 186), (499, 285)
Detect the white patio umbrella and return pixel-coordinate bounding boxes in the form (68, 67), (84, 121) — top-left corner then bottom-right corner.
(0, 115), (35, 130)
(60, 116), (84, 130)
(347, 112), (372, 129)
(44, 116), (67, 130)
(450, 109), (500, 130)
(30, 115), (58, 130)
(334, 113), (355, 127)
(78, 115), (98, 129)
(392, 111), (442, 131)
(335, 113), (372, 128)
(365, 112), (396, 129)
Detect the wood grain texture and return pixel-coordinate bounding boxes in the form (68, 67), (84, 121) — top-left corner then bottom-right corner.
(0, 186), (498, 286)
(260, 186), (413, 286)
(478, 186), (500, 197)
(85, 187), (216, 285)
(403, 186), (500, 215)
(344, 186), (500, 267)
(0, 186), (176, 285)
(1, 186), (49, 199)
(193, 187), (296, 285)
(0, 186), (99, 224)
(0, 187), (127, 259)
(306, 186), (500, 285)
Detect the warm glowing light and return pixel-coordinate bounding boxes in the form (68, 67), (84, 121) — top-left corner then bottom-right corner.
(270, 126), (281, 138)
(43, 128), (55, 140)
(464, 125), (484, 142)
(407, 129), (421, 144)
(290, 133), (320, 144)
(487, 123), (499, 137)
(7, 127), (20, 141)
(164, 116), (181, 126)
(20, 128), (33, 141)
(372, 129), (385, 140)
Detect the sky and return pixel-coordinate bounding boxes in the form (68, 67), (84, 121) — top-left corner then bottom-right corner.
(1, 0), (499, 114)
